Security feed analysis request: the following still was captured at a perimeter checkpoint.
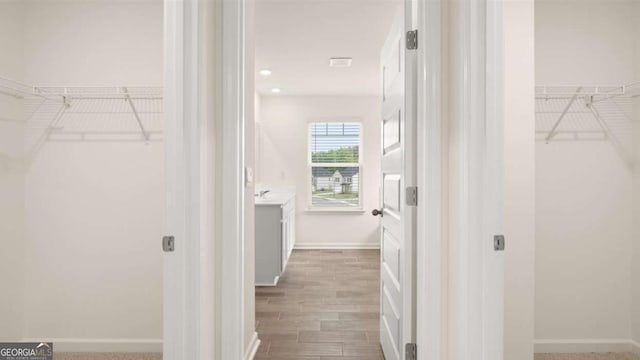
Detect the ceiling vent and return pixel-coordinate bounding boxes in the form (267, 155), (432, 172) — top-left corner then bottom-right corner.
(329, 57), (353, 67)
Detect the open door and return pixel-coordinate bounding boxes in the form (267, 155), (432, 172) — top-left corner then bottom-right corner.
(376, 6), (417, 360)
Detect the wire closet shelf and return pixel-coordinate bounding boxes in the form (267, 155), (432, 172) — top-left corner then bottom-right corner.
(0, 76), (163, 148)
(536, 83), (640, 166)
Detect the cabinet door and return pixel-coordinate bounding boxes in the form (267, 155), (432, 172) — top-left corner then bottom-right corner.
(281, 213), (288, 271)
(288, 212), (295, 256)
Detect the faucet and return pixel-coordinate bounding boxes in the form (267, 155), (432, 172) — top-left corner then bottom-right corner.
(258, 190), (271, 198)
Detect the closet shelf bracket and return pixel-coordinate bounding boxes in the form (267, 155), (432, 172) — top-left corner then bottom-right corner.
(123, 87), (150, 142)
(545, 86), (581, 143)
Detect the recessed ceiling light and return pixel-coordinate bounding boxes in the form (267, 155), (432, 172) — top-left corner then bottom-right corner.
(259, 69), (272, 76)
(271, 88), (281, 94)
(329, 57), (353, 67)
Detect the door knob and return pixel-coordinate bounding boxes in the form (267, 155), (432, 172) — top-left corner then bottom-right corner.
(372, 209), (383, 217)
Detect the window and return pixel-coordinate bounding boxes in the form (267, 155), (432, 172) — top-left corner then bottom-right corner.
(309, 122), (362, 209)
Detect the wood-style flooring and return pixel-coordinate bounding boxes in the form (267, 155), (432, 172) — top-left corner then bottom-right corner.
(535, 354), (640, 360)
(54, 353), (640, 360)
(255, 249), (384, 360)
(50, 351), (640, 360)
(53, 354), (161, 360)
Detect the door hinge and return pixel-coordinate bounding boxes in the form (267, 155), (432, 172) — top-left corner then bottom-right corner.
(494, 235), (505, 251)
(406, 186), (418, 206)
(406, 343), (417, 360)
(163, 236), (175, 252)
(406, 30), (418, 50)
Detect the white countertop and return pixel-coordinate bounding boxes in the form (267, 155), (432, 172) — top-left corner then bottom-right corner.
(255, 192), (295, 206)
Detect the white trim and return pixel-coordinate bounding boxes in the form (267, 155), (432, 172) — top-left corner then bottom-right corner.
(401, 1), (418, 357)
(163, 2), (188, 358)
(294, 243), (380, 250)
(534, 339), (635, 354)
(416, 0), (445, 358)
(305, 208), (366, 213)
(163, 0), (217, 359)
(449, 0), (504, 358)
(244, 332), (261, 360)
(220, 0), (247, 359)
(453, 0), (479, 356)
(483, 0), (505, 359)
(632, 340), (640, 355)
(22, 338), (162, 353)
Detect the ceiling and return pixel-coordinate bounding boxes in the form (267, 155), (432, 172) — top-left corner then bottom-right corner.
(254, 0), (402, 96)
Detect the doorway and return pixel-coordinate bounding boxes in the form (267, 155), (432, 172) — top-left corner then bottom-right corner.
(162, 0), (507, 359)
(250, 1), (411, 359)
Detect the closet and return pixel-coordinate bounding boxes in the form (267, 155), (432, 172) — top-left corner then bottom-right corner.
(0, 0), (164, 353)
(534, 0), (640, 357)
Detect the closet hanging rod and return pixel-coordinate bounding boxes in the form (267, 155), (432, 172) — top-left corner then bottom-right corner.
(68, 96), (162, 100)
(0, 83), (66, 104)
(1, 78), (163, 101)
(36, 87), (162, 100)
(536, 82), (640, 99)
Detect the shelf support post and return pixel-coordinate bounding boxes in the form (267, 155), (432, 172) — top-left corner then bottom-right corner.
(545, 86), (582, 143)
(587, 102), (633, 167)
(123, 87), (150, 142)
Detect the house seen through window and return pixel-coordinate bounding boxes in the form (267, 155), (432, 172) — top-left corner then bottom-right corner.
(309, 122), (362, 208)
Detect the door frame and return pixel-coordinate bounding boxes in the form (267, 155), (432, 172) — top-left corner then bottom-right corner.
(446, 0), (505, 359)
(415, 0), (445, 358)
(163, 0), (505, 359)
(219, 0), (247, 357)
(163, 0), (219, 358)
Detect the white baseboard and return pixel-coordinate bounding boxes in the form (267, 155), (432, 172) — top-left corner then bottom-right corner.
(534, 339), (633, 354)
(294, 243), (380, 250)
(22, 338), (162, 353)
(244, 332), (261, 360)
(632, 340), (640, 356)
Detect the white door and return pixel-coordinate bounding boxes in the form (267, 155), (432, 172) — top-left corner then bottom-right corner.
(377, 7), (416, 360)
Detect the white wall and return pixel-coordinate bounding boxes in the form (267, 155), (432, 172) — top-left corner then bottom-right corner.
(536, 0), (636, 85)
(535, 0), (637, 351)
(22, 0), (162, 86)
(504, 2), (536, 358)
(0, 0), (25, 341)
(536, 143), (632, 340)
(19, 0), (164, 351)
(255, 95), (381, 248)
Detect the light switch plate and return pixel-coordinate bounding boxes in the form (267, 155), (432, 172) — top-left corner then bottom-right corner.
(245, 167), (254, 187)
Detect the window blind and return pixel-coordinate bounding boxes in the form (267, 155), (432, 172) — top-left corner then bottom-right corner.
(309, 122), (362, 208)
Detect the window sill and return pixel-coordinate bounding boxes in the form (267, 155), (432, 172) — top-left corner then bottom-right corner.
(305, 208), (367, 214)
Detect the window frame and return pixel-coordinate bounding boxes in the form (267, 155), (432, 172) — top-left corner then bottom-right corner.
(307, 120), (364, 212)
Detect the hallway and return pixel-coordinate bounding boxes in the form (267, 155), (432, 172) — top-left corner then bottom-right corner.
(255, 249), (384, 359)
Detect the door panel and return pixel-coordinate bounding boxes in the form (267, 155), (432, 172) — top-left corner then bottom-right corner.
(383, 175), (402, 212)
(379, 7), (415, 360)
(382, 284), (401, 353)
(383, 111), (401, 153)
(382, 230), (401, 284)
